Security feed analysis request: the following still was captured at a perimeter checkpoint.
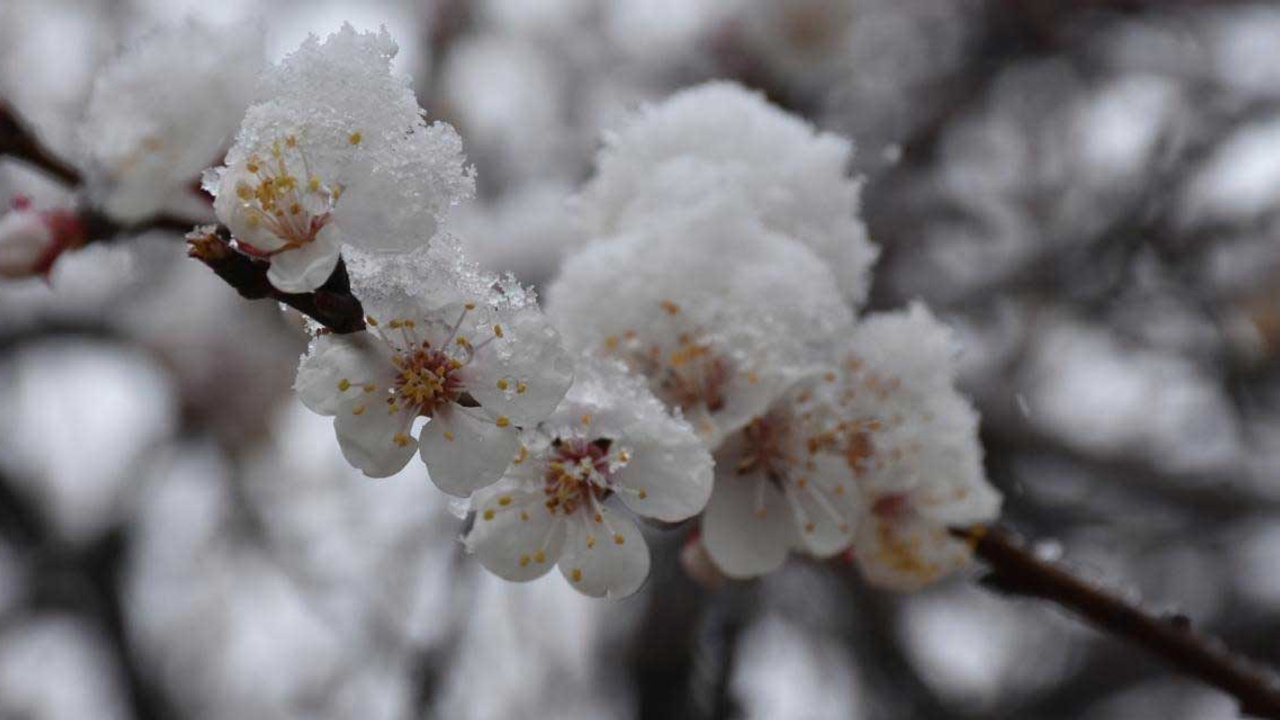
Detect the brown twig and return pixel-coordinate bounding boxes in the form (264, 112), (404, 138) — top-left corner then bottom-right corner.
(960, 526), (1280, 719)
(187, 226), (366, 334)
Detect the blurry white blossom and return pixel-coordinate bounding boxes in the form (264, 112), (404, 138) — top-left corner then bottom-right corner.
(296, 239), (572, 491)
(207, 24), (473, 292)
(0, 615), (129, 720)
(0, 197), (84, 278)
(466, 356), (713, 598)
(80, 19), (265, 223)
(577, 81), (878, 305)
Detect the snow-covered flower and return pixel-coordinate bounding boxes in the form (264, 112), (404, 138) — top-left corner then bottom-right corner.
(295, 240), (572, 494)
(701, 377), (865, 578)
(465, 356), (713, 599)
(841, 303), (1001, 590)
(80, 19), (264, 223)
(206, 25), (473, 293)
(576, 81), (878, 306)
(702, 302), (1002, 586)
(0, 197), (84, 279)
(547, 192), (854, 447)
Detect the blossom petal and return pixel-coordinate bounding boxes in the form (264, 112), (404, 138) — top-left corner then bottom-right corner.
(853, 515), (972, 592)
(463, 310), (575, 426)
(294, 334), (388, 416)
(789, 454), (859, 558)
(701, 473), (794, 578)
(558, 511), (649, 599)
(465, 488), (565, 582)
(615, 439), (713, 523)
(333, 393), (416, 478)
(266, 227), (341, 293)
(419, 407), (519, 496)
(214, 166), (287, 252)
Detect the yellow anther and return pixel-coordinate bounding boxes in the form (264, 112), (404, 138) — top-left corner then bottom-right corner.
(482, 509), (495, 521)
(363, 382), (376, 393)
(660, 300), (681, 315)
(464, 302), (476, 310)
(614, 533), (625, 545)
(308, 177), (320, 192)
(571, 568), (582, 582)
(337, 379), (351, 392)
(497, 379), (509, 391)
(804, 522), (816, 533)
(605, 335), (619, 350)
(366, 316), (379, 326)
(516, 382), (528, 395)
(638, 489), (647, 500)
(519, 510), (529, 521)
(348, 131), (363, 145)
(495, 416), (511, 428)
(498, 496), (512, 506)
(586, 535), (596, 549)
(388, 319), (402, 329)
(444, 432), (454, 441)
(519, 555), (530, 567)
(285, 134), (297, 147)
(493, 324), (504, 338)
(534, 551), (546, 563)
(393, 433), (410, 447)
(580, 413), (592, 426)
(593, 513), (603, 524)
(352, 404), (366, 416)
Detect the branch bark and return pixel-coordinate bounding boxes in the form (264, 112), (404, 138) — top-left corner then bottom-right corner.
(960, 526), (1280, 719)
(0, 101), (81, 185)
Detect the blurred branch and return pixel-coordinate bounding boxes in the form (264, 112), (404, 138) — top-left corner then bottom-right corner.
(0, 100), (81, 186)
(961, 525), (1280, 719)
(0, 466), (177, 720)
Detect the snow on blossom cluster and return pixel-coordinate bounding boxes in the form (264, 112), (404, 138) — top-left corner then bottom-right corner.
(223, 26), (718, 599)
(550, 82), (1002, 589)
(53, 21), (1000, 598)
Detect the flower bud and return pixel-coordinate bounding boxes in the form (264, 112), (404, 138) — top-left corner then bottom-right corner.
(0, 198), (85, 278)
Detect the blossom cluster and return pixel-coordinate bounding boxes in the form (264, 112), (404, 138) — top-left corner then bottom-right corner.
(550, 82), (1001, 588)
(5, 22), (1002, 599)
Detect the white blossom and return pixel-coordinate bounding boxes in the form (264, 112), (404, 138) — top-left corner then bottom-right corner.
(207, 24), (473, 293)
(80, 19), (264, 223)
(547, 191), (854, 448)
(703, 303), (1001, 586)
(0, 198), (83, 279)
(701, 377), (865, 579)
(295, 239), (572, 494)
(576, 80), (878, 305)
(465, 356), (713, 599)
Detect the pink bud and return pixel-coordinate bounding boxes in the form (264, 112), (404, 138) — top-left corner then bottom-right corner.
(0, 203), (85, 279)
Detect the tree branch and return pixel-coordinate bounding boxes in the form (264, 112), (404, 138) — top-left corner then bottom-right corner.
(186, 226), (366, 334)
(0, 101), (81, 185)
(959, 526), (1280, 719)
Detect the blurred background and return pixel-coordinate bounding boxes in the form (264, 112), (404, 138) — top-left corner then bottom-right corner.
(2, 0), (1280, 718)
